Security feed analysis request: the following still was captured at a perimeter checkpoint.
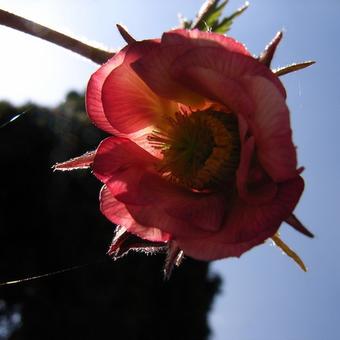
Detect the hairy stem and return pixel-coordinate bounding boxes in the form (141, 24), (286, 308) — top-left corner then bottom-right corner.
(0, 8), (114, 64)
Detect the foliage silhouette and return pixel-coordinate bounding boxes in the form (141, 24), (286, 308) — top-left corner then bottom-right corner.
(0, 92), (221, 340)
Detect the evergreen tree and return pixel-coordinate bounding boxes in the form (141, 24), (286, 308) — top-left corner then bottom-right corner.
(0, 92), (221, 340)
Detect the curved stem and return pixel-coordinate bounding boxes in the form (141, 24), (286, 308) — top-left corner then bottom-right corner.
(0, 8), (114, 64)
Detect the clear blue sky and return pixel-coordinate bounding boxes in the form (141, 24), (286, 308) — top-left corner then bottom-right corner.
(0, 1), (339, 339)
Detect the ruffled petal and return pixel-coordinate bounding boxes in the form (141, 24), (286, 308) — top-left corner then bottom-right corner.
(92, 136), (157, 183)
(170, 46), (286, 102)
(131, 30), (252, 106)
(86, 48), (127, 135)
(169, 49), (296, 182)
(131, 45), (206, 107)
(92, 137), (226, 237)
(101, 41), (177, 135)
(161, 29), (250, 55)
(242, 76), (297, 182)
(236, 136), (278, 205)
(175, 176), (304, 260)
(100, 185), (169, 242)
(173, 65), (254, 116)
(119, 172), (227, 235)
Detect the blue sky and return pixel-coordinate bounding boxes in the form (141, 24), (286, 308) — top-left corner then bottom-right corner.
(0, 1), (339, 339)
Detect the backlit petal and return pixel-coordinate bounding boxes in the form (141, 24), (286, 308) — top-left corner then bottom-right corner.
(93, 137), (226, 236)
(102, 41), (177, 134)
(243, 76), (297, 182)
(92, 136), (157, 183)
(100, 185), (169, 242)
(171, 46), (286, 101)
(86, 48), (127, 135)
(131, 30), (251, 107)
(162, 29), (250, 55)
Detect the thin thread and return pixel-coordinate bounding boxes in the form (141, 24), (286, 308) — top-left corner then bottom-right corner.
(0, 109), (30, 129)
(0, 260), (105, 287)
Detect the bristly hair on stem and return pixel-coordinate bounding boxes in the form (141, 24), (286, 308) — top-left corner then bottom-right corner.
(0, 8), (114, 64)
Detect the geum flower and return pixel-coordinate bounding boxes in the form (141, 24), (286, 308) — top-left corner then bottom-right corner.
(55, 29), (313, 276)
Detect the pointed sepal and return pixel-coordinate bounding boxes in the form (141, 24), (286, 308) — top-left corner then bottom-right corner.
(285, 214), (314, 238)
(163, 241), (184, 280)
(272, 234), (307, 272)
(258, 31), (283, 67)
(52, 150), (96, 171)
(274, 61), (315, 76)
(107, 226), (166, 259)
(116, 24), (136, 44)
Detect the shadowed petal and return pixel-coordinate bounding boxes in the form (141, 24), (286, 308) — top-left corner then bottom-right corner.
(100, 185), (170, 242)
(243, 76), (297, 182)
(236, 136), (278, 205)
(92, 136), (226, 236)
(175, 176), (304, 260)
(118, 172), (227, 236)
(173, 65), (254, 116)
(132, 29), (252, 106)
(132, 45), (206, 107)
(171, 46), (286, 100)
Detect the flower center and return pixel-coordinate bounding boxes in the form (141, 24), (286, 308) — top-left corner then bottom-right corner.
(148, 110), (240, 191)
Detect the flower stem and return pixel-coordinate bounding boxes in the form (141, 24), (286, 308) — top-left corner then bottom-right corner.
(0, 8), (114, 64)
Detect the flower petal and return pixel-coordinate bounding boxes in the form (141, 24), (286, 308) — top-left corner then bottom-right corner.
(171, 49), (296, 182)
(92, 136), (157, 184)
(86, 48), (127, 135)
(172, 65), (254, 116)
(170, 46), (286, 101)
(236, 136), (278, 205)
(101, 41), (177, 135)
(242, 76), (297, 182)
(162, 29), (250, 55)
(100, 185), (169, 242)
(120, 172), (227, 234)
(92, 137), (226, 237)
(131, 46), (205, 107)
(175, 176), (304, 260)
(131, 30), (252, 106)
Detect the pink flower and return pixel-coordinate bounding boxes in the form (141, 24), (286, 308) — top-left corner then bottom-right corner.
(55, 29), (312, 269)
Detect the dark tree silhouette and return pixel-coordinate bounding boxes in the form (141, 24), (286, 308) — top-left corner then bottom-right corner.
(0, 92), (221, 340)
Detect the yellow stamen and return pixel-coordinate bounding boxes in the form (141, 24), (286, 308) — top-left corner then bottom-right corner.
(149, 110), (240, 191)
(272, 234), (307, 272)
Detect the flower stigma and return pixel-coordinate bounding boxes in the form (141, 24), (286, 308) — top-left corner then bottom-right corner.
(148, 110), (240, 191)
